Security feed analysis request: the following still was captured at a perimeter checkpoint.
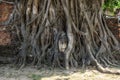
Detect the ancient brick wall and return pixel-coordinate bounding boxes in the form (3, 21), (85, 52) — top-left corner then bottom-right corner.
(0, 2), (18, 58)
(106, 17), (120, 41)
(0, 2), (13, 46)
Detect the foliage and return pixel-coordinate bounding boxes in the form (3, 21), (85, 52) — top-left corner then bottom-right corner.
(103, 0), (120, 12)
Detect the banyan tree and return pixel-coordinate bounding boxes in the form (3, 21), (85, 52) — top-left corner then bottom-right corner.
(1, 0), (120, 74)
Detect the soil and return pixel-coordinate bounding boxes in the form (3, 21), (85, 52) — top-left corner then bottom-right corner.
(0, 65), (120, 80)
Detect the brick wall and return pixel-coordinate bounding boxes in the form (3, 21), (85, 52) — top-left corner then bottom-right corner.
(106, 17), (120, 41)
(0, 2), (13, 46)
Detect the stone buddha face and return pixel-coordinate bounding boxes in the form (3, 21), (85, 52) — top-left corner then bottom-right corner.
(58, 33), (67, 52)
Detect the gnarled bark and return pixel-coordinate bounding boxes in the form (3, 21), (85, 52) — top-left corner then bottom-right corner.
(2, 0), (120, 74)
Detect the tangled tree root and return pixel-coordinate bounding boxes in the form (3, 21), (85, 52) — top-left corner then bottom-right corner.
(1, 0), (120, 75)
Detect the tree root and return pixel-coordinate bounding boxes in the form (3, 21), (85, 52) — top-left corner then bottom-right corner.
(96, 61), (120, 75)
(4, 0), (120, 75)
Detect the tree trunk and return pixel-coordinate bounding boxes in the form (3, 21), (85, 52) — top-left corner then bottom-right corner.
(4, 0), (120, 74)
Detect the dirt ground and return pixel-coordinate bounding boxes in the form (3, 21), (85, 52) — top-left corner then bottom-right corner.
(0, 65), (120, 80)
